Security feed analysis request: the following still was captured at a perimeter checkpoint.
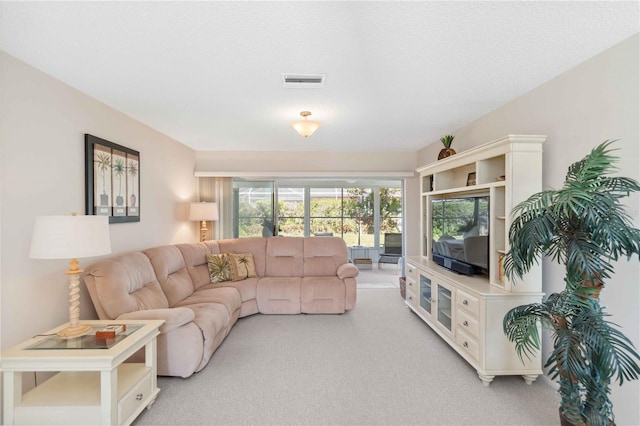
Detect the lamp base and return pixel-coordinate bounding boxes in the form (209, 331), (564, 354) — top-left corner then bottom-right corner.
(56, 324), (93, 339)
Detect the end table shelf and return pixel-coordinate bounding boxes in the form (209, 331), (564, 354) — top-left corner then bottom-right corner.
(1, 320), (164, 426)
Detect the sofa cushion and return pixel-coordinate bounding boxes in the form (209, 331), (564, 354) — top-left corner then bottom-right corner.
(85, 252), (169, 320)
(176, 286), (242, 319)
(301, 276), (346, 314)
(144, 245), (194, 307)
(188, 303), (231, 372)
(197, 277), (258, 303)
(303, 237), (349, 276)
(117, 307), (195, 333)
(206, 253), (231, 283)
(256, 277), (301, 314)
(265, 237), (304, 277)
(218, 237), (267, 277)
(177, 241), (222, 290)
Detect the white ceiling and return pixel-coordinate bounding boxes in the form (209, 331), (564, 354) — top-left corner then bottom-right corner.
(1, 1), (638, 152)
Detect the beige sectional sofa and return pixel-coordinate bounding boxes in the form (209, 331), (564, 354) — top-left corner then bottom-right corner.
(83, 236), (358, 378)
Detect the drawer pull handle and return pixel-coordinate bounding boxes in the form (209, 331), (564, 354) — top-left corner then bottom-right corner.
(463, 321), (469, 326)
(462, 300), (468, 305)
(409, 296), (413, 300)
(136, 393), (144, 401)
(463, 342), (468, 348)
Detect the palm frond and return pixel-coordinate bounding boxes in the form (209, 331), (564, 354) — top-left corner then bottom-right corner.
(503, 303), (549, 361)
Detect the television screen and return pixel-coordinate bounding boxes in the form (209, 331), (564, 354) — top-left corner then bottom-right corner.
(431, 196), (489, 275)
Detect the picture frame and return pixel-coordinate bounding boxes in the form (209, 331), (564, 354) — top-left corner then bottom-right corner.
(466, 172), (476, 186)
(85, 134), (140, 223)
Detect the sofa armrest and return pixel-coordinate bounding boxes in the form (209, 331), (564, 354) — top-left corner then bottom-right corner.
(117, 308), (195, 334)
(337, 263), (359, 279)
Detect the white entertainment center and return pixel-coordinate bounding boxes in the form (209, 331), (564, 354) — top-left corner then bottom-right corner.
(406, 134), (546, 386)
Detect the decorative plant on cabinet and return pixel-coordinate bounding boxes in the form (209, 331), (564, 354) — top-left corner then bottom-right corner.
(438, 134), (456, 160)
(502, 141), (640, 426)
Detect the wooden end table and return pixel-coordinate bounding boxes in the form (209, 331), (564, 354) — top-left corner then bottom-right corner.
(1, 319), (163, 426)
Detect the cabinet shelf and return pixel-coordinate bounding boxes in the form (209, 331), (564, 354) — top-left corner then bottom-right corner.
(439, 308), (452, 319)
(423, 180), (505, 197)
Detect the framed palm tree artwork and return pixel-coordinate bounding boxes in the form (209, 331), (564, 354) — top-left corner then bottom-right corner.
(85, 134), (140, 223)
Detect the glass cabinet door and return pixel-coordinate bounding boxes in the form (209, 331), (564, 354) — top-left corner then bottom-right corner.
(419, 274), (432, 314)
(437, 284), (453, 332)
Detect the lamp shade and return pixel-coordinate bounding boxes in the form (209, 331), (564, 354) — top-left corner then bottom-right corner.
(189, 202), (219, 222)
(30, 215), (111, 259)
(291, 111), (320, 137)
(291, 120), (321, 137)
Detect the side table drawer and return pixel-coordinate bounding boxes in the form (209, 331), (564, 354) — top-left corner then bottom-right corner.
(118, 366), (153, 423)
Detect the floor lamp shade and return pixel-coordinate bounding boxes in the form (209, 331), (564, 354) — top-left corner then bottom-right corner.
(189, 202), (218, 242)
(188, 202), (219, 222)
(29, 215), (111, 339)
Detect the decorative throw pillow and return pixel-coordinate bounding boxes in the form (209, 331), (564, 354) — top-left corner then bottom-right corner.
(206, 253), (231, 283)
(228, 252), (258, 281)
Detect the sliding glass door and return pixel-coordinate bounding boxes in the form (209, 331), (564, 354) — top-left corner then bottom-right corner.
(233, 181), (274, 238)
(277, 187), (305, 237)
(233, 180), (403, 253)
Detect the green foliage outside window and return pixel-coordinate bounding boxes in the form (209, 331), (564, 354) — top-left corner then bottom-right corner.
(236, 186), (402, 245)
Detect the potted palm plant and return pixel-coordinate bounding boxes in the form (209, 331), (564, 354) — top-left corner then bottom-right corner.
(502, 141), (640, 426)
(438, 134), (456, 160)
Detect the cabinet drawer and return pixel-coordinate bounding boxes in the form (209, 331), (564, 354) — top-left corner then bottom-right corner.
(406, 263), (418, 280)
(456, 328), (479, 363)
(456, 290), (480, 317)
(456, 309), (480, 340)
(406, 277), (418, 295)
(406, 287), (418, 307)
(118, 371), (152, 423)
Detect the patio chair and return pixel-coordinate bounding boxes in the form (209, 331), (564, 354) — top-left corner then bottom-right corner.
(377, 233), (402, 270)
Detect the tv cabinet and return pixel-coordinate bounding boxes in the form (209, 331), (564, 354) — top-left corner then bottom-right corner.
(406, 134), (546, 386)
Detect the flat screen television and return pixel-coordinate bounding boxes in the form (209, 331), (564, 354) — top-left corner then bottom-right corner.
(431, 196), (489, 276)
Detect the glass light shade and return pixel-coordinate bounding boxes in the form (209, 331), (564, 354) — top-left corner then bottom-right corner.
(30, 215), (111, 259)
(291, 120), (320, 137)
(189, 202), (219, 221)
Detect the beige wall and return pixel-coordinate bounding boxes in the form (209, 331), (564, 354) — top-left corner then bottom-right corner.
(417, 34), (639, 424)
(0, 52), (198, 354)
(196, 150), (417, 175)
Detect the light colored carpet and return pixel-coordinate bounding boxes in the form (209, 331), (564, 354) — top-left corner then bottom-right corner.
(356, 266), (401, 289)
(133, 289), (559, 425)
(357, 282), (398, 289)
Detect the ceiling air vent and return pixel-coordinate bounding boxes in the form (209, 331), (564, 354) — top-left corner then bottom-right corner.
(282, 73), (326, 88)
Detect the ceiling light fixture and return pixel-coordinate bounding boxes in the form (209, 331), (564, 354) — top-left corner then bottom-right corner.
(291, 111), (320, 138)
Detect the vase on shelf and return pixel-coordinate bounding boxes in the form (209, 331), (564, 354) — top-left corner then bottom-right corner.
(438, 148), (456, 160)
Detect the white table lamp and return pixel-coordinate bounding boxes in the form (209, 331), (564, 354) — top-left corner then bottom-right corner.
(189, 202), (218, 242)
(30, 214), (111, 338)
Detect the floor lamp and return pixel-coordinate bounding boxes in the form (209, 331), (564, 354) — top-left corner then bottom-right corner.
(189, 202), (219, 242)
(29, 214), (111, 339)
